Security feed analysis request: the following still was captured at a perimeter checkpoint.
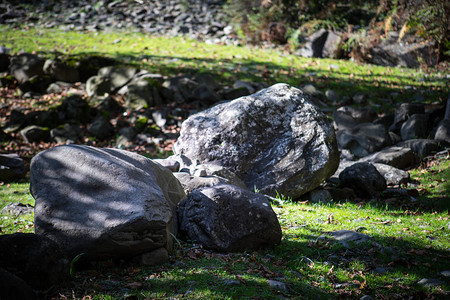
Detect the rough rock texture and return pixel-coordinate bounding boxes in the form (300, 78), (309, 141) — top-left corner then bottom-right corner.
(336, 123), (392, 158)
(360, 146), (416, 169)
(397, 139), (441, 157)
(177, 184), (282, 252)
(8, 53), (45, 83)
(339, 162), (386, 198)
(373, 163), (410, 186)
(400, 114), (428, 140)
(333, 106), (378, 130)
(30, 145), (186, 260)
(0, 233), (69, 291)
(174, 83), (339, 198)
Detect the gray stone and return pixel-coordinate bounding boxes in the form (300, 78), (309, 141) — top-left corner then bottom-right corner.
(434, 119), (450, 144)
(0, 153), (27, 182)
(325, 89), (339, 102)
(397, 139), (441, 157)
(18, 75), (53, 94)
(173, 172), (230, 195)
(0, 233), (69, 290)
(337, 123), (392, 158)
(9, 53), (45, 83)
(134, 247), (169, 266)
(86, 75), (111, 97)
(196, 163), (247, 189)
(125, 77), (163, 109)
(267, 279), (288, 293)
(1, 203), (33, 216)
(98, 66), (137, 91)
(221, 86), (250, 100)
(400, 114), (428, 140)
(360, 146), (416, 169)
(50, 124), (81, 143)
(390, 103), (425, 133)
(174, 83), (339, 199)
(115, 126), (138, 147)
(87, 117), (114, 140)
(440, 270), (450, 278)
(327, 230), (370, 247)
(373, 163), (410, 186)
(233, 80), (256, 94)
(298, 29), (340, 58)
(309, 188), (332, 204)
(19, 125), (50, 143)
(177, 183), (282, 252)
(192, 83), (220, 104)
(333, 106), (377, 130)
(417, 278), (445, 287)
(31, 145), (186, 260)
(153, 158), (180, 172)
(339, 162), (386, 198)
(43, 59), (80, 83)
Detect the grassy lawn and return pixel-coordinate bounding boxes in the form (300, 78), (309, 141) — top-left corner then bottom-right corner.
(0, 26), (449, 299)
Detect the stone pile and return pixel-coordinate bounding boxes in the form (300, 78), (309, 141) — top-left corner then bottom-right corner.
(0, 0), (234, 45)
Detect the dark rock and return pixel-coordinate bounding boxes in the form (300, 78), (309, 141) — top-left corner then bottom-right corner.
(339, 162), (386, 198)
(327, 230), (370, 247)
(308, 188), (332, 204)
(9, 53), (45, 83)
(43, 59), (80, 83)
(327, 187), (355, 200)
(30, 145), (186, 260)
(98, 66), (137, 91)
(193, 73), (220, 91)
(86, 75), (112, 97)
(397, 139), (441, 157)
(19, 125), (50, 143)
(0, 127), (10, 141)
(133, 247), (169, 266)
(400, 114), (428, 140)
(87, 117), (114, 140)
(220, 86), (250, 100)
(0, 153), (27, 182)
(124, 77), (163, 109)
(115, 126), (138, 146)
(0, 233), (69, 290)
(0, 268), (36, 300)
(333, 106), (378, 130)
(434, 119), (450, 144)
(50, 123), (81, 143)
(1, 202), (33, 216)
(177, 183), (282, 252)
(298, 29), (341, 58)
(18, 75), (53, 94)
(390, 103), (425, 133)
(193, 83), (220, 104)
(360, 146), (416, 169)
(336, 123), (392, 157)
(0, 53), (10, 72)
(373, 163), (410, 186)
(94, 96), (123, 116)
(74, 55), (117, 81)
(57, 95), (90, 123)
(174, 83), (340, 199)
(417, 278), (445, 287)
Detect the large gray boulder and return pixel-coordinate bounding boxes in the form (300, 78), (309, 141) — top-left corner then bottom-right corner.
(30, 145), (186, 261)
(177, 183), (282, 252)
(174, 83), (339, 199)
(9, 53), (45, 83)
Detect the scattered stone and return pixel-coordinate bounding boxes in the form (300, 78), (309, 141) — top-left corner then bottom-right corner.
(31, 145), (186, 260)
(417, 278), (445, 287)
(308, 188), (332, 204)
(18, 75), (53, 94)
(400, 114), (428, 140)
(0, 153), (27, 182)
(174, 83), (339, 199)
(297, 29), (341, 58)
(337, 123), (392, 158)
(153, 158), (180, 172)
(57, 94), (90, 123)
(1, 202), (33, 216)
(373, 163), (410, 186)
(223, 279), (241, 286)
(333, 106), (377, 130)
(360, 146), (416, 169)
(339, 162), (386, 198)
(173, 172), (238, 195)
(43, 59), (80, 83)
(397, 139), (441, 157)
(177, 183), (282, 252)
(440, 270), (450, 278)
(390, 103), (425, 133)
(0, 233), (69, 290)
(133, 247), (169, 266)
(19, 125), (51, 143)
(87, 117), (115, 140)
(9, 53), (45, 83)
(327, 230), (370, 247)
(50, 123), (81, 143)
(267, 279), (288, 293)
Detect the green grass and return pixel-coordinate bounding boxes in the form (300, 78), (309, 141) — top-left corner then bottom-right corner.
(1, 25), (449, 112)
